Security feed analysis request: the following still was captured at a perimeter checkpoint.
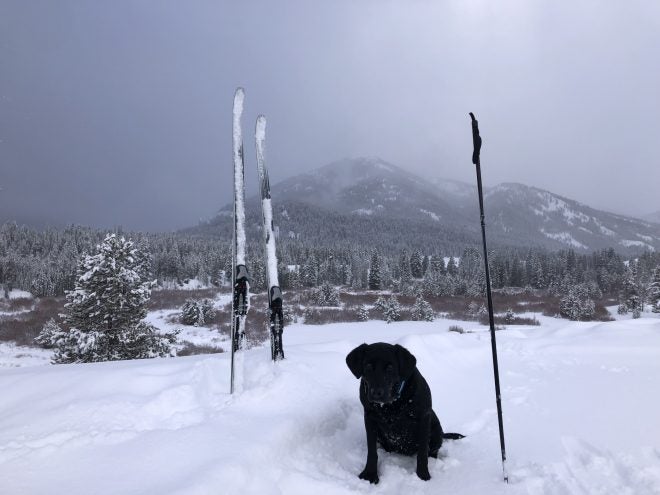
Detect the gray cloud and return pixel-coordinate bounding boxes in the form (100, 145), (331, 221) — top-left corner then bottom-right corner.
(1, 0), (659, 230)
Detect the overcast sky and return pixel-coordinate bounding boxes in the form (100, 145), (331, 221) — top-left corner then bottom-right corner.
(1, 0), (659, 231)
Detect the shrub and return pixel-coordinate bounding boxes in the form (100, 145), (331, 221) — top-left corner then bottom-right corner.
(448, 325), (465, 334)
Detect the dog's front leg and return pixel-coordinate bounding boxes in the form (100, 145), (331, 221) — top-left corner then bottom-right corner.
(415, 412), (432, 481)
(359, 413), (379, 484)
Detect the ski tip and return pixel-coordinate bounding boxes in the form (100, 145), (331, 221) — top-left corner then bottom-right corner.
(234, 87), (245, 106)
(256, 115), (267, 134)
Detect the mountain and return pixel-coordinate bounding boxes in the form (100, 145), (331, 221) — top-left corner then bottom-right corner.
(187, 157), (660, 254)
(643, 210), (660, 225)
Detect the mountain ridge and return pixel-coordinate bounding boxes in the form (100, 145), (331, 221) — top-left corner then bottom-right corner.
(189, 157), (660, 254)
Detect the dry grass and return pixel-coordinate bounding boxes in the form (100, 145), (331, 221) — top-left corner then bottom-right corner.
(0, 297), (65, 347)
(478, 315), (541, 326)
(176, 343), (224, 357)
(148, 288), (225, 310)
(0, 297), (34, 312)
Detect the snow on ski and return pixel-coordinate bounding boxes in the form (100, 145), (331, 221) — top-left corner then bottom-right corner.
(255, 115), (284, 361)
(230, 87), (250, 394)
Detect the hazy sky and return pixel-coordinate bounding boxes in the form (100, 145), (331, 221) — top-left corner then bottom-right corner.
(1, 0), (659, 231)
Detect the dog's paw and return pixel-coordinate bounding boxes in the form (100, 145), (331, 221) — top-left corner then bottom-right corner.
(416, 466), (431, 481)
(359, 469), (379, 484)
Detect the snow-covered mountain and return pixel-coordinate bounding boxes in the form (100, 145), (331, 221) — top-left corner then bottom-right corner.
(193, 157), (660, 254)
(482, 183), (660, 253)
(271, 157), (464, 224)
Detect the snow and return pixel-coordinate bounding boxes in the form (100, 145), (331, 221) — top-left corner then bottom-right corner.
(158, 278), (214, 291)
(2, 315), (660, 494)
(419, 209), (440, 221)
(534, 192), (590, 225)
(7, 289), (33, 300)
(620, 239), (656, 252)
(0, 342), (51, 368)
(539, 229), (588, 249)
(353, 208), (374, 216)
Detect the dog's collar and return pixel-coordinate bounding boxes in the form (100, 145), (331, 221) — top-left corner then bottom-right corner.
(394, 380), (406, 401)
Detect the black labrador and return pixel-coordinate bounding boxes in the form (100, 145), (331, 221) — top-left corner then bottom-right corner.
(346, 342), (463, 483)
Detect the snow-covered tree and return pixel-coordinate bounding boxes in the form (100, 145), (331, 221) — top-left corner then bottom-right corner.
(181, 299), (216, 326)
(311, 282), (340, 306)
(34, 318), (63, 348)
(560, 286), (595, 321)
(504, 308), (516, 324)
(618, 266), (642, 318)
(411, 296), (434, 321)
(648, 267), (660, 313)
(383, 295), (401, 323)
(374, 295), (387, 312)
(410, 250), (423, 279)
(368, 250), (381, 290)
(446, 257), (458, 276)
(356, 305), (369, 321)
(37, 234), (177, 363)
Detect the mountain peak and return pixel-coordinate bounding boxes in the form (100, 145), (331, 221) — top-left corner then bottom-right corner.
(201, 157), (660, 254)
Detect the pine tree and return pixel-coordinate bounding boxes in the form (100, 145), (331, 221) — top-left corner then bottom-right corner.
(312, 282), (340, 306)
(446, 257), (458, 276)
(356, 305), (370, 321)
(383, 295), (401, 323)
(619, 266), (642, 318)
(368, 250), (382, 290)
(301, 253), (319, 287)
(411, 296), (434, 321)
(399, 250), (412, 283)
(36, 234), (177, 363)
(410, 250), (423, 279)
(181, 299), (216, 326)
(560, 285), (595, 321)
(374, 295), (387, 312)
(648, 267), (660, 313)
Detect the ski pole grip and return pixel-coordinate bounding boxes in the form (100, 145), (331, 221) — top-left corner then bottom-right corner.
(469, 112), (482, 165)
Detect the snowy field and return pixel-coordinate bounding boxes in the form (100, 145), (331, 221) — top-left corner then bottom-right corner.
(1, 314), (660, 494)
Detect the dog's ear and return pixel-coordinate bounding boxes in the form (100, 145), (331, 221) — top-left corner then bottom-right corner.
(394, 344), (417, 380)
(346, 344), (369, 379)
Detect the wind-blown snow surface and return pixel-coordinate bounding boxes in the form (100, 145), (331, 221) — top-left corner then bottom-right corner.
(2, 317), (660, 494)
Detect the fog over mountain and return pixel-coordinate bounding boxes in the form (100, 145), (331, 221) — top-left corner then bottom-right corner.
(1, 1), (659, 231)
(188, 157), (660, 254)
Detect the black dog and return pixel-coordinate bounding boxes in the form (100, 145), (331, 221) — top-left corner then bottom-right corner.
(346, 342), (463, 483)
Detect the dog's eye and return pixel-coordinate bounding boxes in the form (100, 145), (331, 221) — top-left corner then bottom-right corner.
(386, 364), (394, 373)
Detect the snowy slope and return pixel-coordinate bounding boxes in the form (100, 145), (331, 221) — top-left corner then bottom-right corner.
(2, 316), (660, 494)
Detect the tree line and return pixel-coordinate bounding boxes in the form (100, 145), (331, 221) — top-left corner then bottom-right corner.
(1, 222), (659, 315)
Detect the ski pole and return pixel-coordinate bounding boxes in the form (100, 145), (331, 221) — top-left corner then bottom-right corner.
(469, 112), (508, 483)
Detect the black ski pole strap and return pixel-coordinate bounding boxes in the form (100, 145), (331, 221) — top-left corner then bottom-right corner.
(469, 112), (482, 165)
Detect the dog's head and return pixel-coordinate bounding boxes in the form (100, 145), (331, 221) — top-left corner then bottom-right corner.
(346, 343), (416, 404)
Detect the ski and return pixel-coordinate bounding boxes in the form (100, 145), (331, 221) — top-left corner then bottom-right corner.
(230, 87), (250, 394)
(255, 115), (284, 361)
